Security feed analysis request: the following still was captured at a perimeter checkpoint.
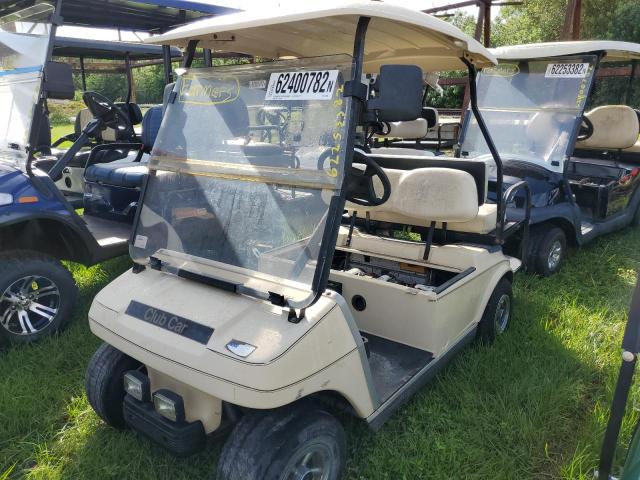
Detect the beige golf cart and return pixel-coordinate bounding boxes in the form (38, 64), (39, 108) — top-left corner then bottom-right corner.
(84, 3), (527, 478)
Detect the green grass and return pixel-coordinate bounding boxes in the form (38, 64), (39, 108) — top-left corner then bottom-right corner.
(1, 228), (640, 479)
(50, 124), (74, 149)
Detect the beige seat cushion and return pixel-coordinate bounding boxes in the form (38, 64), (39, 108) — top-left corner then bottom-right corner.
(576, 105), (639, 150)
(376, 118), (429, 139)
(337, 226), (427, 261)
(371, 147), (435, 157)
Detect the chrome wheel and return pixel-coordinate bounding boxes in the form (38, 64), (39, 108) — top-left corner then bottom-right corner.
(0, 275), (60, 336)
(547, 240), (563, 271)
(494, 293), (511, 334)
(279, 443), (334, 480)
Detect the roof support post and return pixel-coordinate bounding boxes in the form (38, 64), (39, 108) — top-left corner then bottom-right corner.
(125, 53), (133, 103)
(204, 48), (213, 67)
(79, 55), (87, 91)
(182, 39), (199, 68)
(625, 60), (638, 106)
(162, 44), (173, 84)
(462, 56), (505, 244)
(303, 16), (371, 311)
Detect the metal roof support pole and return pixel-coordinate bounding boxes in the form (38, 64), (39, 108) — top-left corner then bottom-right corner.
(79, 56), (87, 91)
(162, 44), (173, 84)
(182, 39), (199, 68)
(625, 60), (638, 106)
(462, 56), (504, 244)
(125, 53), (134, 103)
(204, 48), (213, 67)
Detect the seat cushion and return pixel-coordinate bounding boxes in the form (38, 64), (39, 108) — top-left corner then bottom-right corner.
(141, 105), (163, 151)
(337, 226), (428, 261)
(85, 161), (148, 188)
(624, 139), (640, 154)
(576, 105), (640, 150)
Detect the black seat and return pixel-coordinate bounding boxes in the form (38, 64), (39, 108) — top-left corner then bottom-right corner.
(84, 105), (163, 188)
(84, 162), (148, 188)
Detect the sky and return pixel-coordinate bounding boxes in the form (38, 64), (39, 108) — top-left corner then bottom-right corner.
(58, 0), (501, 41)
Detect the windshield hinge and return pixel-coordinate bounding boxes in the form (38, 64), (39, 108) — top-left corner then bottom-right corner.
(149, 256), (162, 271)
(268, 291), (287, 307)
(288, 308), (306, 324)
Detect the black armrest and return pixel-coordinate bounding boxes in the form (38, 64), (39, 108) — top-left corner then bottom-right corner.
(85, 142), (144, 169)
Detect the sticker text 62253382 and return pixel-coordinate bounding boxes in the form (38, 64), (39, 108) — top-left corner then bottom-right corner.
(545, 63), (589, 78)
(265, 70), (339, 101)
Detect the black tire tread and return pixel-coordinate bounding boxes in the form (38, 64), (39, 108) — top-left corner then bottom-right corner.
(477, 277), (513, 344)
(85, 343), (140, 429)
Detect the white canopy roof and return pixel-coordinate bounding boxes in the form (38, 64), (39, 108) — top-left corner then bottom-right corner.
(147, 2), (497, 72)
(491, 41), (640, 63)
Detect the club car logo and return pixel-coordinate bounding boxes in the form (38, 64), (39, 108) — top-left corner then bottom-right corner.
(483, 64), (520, 77)
(179, 74), (240, 105)
(125, 301), (214, 345)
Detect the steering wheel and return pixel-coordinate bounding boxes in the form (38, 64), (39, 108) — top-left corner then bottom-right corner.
(577, 115), (594, 141)
(345, 150), (391, 207)
(82, 91), (134, 138)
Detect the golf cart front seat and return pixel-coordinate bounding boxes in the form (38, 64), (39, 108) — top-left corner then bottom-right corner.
(338, 167), (484, 261)
(346, 154), (496, 234)
(576, 105), (640, 152)
(84, 105), (163, 188)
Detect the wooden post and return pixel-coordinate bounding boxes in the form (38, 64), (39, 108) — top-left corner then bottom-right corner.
(562, 0), (582, 40)
(483, 0), (491, 47)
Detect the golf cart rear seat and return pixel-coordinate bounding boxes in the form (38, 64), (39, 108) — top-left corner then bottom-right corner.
(576, 105), (640, 152)
(346, 153), (497, 234)
(338, 167), (486, 262)
(371, 107), (439, 157)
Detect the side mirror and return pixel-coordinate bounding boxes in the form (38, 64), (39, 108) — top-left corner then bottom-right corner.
(44, 61), (75, 100)
(366, 65), (423, 122)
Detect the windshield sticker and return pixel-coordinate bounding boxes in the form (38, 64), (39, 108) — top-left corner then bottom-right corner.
(265, 70), (339, 101)
(326, 84), (346, 177)
(483, 64), (520, 77)
(179, 74), (240, 105)
(545, 63), (589, 78)
(133, 235), (148, 249)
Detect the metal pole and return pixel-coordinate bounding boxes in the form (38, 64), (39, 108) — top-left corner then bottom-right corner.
(625, 60), (638, 106)
(204, 48), (213, 67)
(462, 57), (505, 243)
(162, 44), (172, 85)
(483, 1), (491, 47)
(182, 39), (199, 69)
(79, 56), (87, 91)
(124, 53), (133, 103)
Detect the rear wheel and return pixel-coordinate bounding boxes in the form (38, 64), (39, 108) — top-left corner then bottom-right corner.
(529, 226), (567, 276)
(217, 404), (346, 480)
(477, 278), (513, 344)
(0, 251), (77, 347)
(85, 343), (141, 429)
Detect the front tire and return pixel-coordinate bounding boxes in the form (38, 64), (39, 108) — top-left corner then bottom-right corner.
(529, 226), (567, 276)
(85, 343), (141, 429)
(0, 251), (77, 346)
(217, 404), (346, 480)
(477, 278), (513, 344)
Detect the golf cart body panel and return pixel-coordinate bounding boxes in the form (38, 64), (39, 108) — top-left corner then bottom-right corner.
(87, 3), (524, 467)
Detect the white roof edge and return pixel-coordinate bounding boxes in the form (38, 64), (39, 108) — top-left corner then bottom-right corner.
(490, 41), (640, 62)
(146, 2), (497, 70)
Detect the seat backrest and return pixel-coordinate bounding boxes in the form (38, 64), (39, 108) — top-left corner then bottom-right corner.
(141, 106), (164, 151)
(366, 153), (489, 205)
(576, 105), (640, 150)
(378, 118), (429, 139)
(347, 167), (479, 224)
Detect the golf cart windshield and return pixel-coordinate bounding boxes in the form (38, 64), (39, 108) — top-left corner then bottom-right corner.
(0, 3), (53, 169)
(131, 55), (352, 304)
(461, 56), (597, 172)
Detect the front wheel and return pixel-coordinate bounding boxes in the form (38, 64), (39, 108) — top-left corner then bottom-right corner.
(217, 404), (346, 480)
(0, 251), (77, 347)
(477, 278), (513, 344)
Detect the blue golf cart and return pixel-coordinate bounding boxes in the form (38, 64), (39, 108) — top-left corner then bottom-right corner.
(0, 0), (234, 346)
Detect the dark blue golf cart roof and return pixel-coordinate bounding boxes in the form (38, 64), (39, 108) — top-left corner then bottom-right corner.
(53, 37), (182, 60)
(0, 0), (238, 33)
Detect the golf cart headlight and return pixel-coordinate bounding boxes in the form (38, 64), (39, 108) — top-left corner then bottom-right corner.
(153, 389), (185, 422)
(123, 371), (150, 402)
(0, 193), (12, 206)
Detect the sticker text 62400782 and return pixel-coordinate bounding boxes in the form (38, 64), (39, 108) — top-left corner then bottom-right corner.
(265, 70), (339, 101)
